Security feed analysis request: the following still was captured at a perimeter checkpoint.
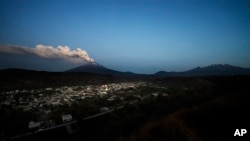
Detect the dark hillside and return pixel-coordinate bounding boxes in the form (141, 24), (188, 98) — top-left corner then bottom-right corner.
(119, 76), (250, 141)
(0, 69), (115, 91)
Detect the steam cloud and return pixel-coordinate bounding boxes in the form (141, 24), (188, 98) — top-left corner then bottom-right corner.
(0, 44), (95, 63)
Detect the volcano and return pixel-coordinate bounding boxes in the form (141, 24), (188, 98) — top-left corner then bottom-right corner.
(65, 62), (132, 76)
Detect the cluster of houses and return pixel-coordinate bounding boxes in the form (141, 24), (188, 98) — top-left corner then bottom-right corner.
(0, 81), (148, 112)
(1, 81), (173, 134)
(28, 114), (73, 131)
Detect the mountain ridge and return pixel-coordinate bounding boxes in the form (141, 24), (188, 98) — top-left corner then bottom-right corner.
(154, 64), (250, 76)
(1, 63), (250, 77)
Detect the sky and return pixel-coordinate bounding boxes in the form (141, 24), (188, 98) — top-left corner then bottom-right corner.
(0, 0), (250, 73)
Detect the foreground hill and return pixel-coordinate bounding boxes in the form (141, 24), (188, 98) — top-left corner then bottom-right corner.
(118, 76), (250, 141)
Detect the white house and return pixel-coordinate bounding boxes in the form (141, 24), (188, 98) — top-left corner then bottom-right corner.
(152, 93), (159, 97)
(107, 97), (114, 101)
(129, 100), (138, 105)
(44, 109), (51, 114)
(45, 87), (53, 91)
(62, 114), (72, 122)
(100, 107), (109, 112)
(29, 121), (41, 129)
(52, 101), (61, 106)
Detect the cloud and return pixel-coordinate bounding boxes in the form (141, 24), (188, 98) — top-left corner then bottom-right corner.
(0, 44), (95, 63)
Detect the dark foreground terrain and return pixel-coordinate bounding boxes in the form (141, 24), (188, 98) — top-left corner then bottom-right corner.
(0, 70), (250, 141)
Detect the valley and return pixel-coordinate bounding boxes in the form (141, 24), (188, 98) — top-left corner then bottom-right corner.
(1, 68), (250, 141)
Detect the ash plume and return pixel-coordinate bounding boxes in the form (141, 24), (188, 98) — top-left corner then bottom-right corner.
(0, 44), (95, 63)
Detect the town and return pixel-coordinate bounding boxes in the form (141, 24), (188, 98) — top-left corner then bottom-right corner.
(0, 81), (171, 138)
(0, 81), (158, 111)
(1, 76), (249, 141)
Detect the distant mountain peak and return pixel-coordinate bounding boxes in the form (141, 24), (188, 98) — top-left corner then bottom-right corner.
(154, 64), (250, 77)
(195, 64), (232, 68)
(209, 64), (233, 67)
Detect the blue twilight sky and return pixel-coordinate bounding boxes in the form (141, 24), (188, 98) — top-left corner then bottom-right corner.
(0, 0), (250, 73)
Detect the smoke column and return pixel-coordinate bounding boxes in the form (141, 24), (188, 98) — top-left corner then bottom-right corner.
(0, 44), (95, 63)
